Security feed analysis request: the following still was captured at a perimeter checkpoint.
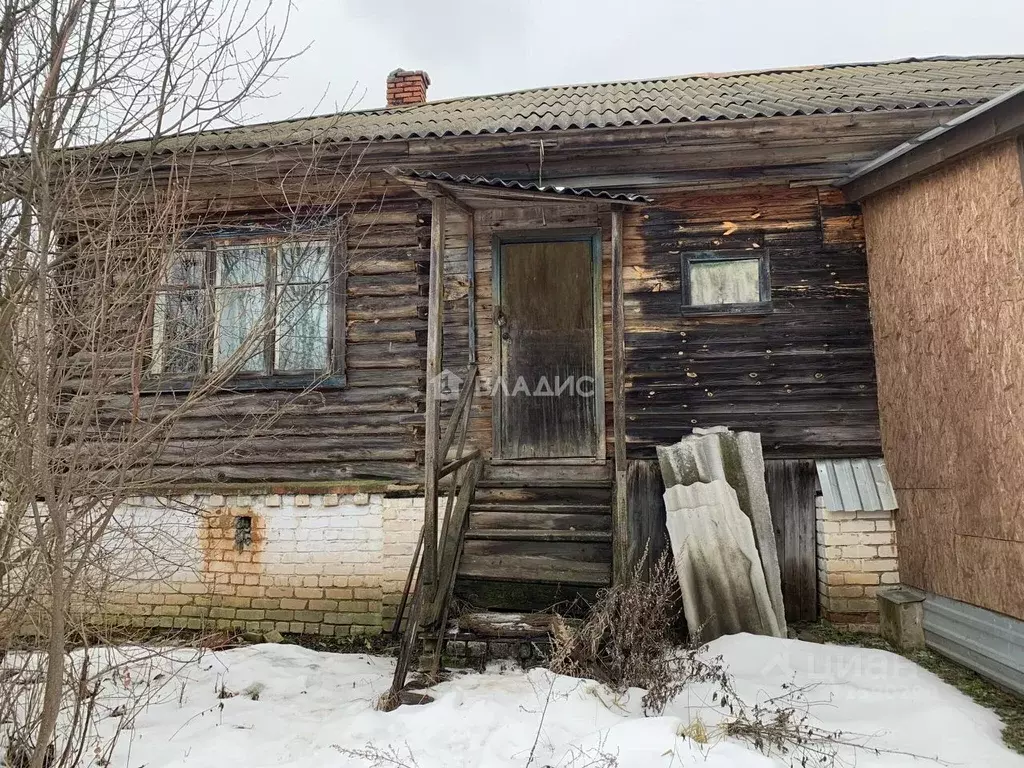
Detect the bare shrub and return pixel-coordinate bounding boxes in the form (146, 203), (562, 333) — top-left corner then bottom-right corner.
(546, 555), (867, 766)
(0, 1), (369, 765)
(549, 552), (729, 715)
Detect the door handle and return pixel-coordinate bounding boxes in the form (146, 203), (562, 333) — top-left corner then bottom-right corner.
(497, 311), (510, 340)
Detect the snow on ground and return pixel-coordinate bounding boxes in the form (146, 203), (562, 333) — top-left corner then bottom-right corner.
(80, 634), (1021, 768)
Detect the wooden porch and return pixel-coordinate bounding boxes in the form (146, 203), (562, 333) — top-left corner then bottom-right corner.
(385, 171), (643, 689)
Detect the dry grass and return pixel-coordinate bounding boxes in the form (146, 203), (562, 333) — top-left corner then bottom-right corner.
(548, 553), (729, 715)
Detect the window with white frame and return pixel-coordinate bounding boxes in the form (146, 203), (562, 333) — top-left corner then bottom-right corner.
(151, 236), (344, 386)
(681, 249), (771, 314)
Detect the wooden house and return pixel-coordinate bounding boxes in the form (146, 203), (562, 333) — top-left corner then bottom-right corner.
(841, 84), (1024, 692)
(101, 57), (1024, 640)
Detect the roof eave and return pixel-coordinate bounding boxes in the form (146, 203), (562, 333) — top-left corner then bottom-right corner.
(839, 83), (1024, 201)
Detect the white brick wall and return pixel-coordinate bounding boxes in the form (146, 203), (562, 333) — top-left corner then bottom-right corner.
(816, 495), (900, 631)
(102, 492), (423, 637)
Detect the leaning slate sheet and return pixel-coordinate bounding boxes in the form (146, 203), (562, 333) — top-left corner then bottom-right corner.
(657, 427), (787, 636)
(664, 479), (783, 642)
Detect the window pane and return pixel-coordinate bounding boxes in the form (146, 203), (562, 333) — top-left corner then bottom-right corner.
(215, 286), (266, 372)
(276, 284), (328, 371)
(166, 251), (204, 287)
(217, 244), (266, 286)
(279, 240), (329, 284)
(689, 258), (762, 305)
(152, 290), (203, 374)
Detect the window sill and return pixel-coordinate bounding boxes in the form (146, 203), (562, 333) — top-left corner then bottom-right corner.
(141, 373), (347, 394)
(681, 302), (773, 318)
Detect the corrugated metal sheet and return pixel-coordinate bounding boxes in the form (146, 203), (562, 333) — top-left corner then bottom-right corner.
(815, 458), (898, 512)
(924, 592), (1024, 697)
(109, 56), (1024, 156)
(389, 169), (653, 203)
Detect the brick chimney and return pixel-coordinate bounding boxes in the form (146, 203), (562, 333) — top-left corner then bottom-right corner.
(386, 69), (430, 107)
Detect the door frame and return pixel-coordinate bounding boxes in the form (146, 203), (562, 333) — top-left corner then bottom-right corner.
(490, 228), (606, 464)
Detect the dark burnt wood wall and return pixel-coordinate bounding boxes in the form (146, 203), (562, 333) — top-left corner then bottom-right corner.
(622, 186), (878, 461)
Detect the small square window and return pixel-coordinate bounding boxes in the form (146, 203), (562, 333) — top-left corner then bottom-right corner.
(682, 250), (770, 314)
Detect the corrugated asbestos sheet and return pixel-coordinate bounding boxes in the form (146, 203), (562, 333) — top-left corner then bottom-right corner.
(815, 458), (898, 512)
(388, 169), (653, 203)
(110, 56), (1024, 156)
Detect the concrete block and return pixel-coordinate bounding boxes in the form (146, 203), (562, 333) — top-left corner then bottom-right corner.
(878, 586), (925, 650)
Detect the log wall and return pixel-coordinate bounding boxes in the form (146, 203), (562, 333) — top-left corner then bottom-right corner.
(622, 185), (879, 460)
(117, 183), (432, 486)
(862, 138), (1024, 621)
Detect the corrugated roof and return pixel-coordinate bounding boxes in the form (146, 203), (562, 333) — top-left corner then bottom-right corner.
(113, 56), (1024, 156)
(816, 458), (898, 512)
(388, 169), (653, 203)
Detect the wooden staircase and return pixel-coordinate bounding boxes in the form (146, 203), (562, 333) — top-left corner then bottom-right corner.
(455, 462), (614, 613)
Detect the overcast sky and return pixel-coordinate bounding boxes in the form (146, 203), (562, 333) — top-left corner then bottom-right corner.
(251, 0), (1023, 121)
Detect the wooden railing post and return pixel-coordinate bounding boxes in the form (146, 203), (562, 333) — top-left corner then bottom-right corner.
(611, 207), (629, 584)
(423, 197), (447, 601)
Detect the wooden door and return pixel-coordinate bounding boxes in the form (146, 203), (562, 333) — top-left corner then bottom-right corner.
(495, 237), (600, 459)
(766, 459), (819, 623)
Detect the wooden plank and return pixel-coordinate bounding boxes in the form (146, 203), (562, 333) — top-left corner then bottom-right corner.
(463, 529), (611, 543)
(426, 457), (483, 625)
(468, 511), (611, 531)
(422, 197), (447, 597)
(390, 526), (423, 640)
(334, 223), (349, 380)
(480, 461), (612, 485)
(438, 364), (478, 461)
(458, 550), (612, 586)
(611, 208), (628, 583)
(765, 459), (819, 623)
(467, 212), (477, 364)
(625, 460), (668, 579)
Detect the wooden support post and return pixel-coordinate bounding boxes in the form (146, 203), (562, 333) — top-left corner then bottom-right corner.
(423, 197), (447, 600)
(611, 207), (629, 584)
(466, 212), (477, 365)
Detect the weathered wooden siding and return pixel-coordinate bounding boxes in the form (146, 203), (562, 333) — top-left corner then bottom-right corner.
(111, 184), (432, 486)
(622, 185), (879, 460)
(863, 138), (1024, 621)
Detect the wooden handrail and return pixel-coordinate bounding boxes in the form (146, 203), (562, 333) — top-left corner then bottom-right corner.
(438, 364), (478, 463)
(438, 448), (482, 479)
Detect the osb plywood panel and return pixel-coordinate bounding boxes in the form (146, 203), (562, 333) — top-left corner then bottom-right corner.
(894, 488), (960, 599)
(863, 138), (1024, 619)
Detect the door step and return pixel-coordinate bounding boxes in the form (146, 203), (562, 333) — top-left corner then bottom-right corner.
(480, 461), (612, 487)
(464, 529), (611, 543)
(454, 460), (614, 611)
(456, 611), (560, 638)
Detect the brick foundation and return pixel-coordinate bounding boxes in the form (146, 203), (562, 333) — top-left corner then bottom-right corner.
(816, 495), (900, 631)
(104, 492), (423, 637)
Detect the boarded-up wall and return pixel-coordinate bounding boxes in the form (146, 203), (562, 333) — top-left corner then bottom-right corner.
(863, 138), (1024, 621)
